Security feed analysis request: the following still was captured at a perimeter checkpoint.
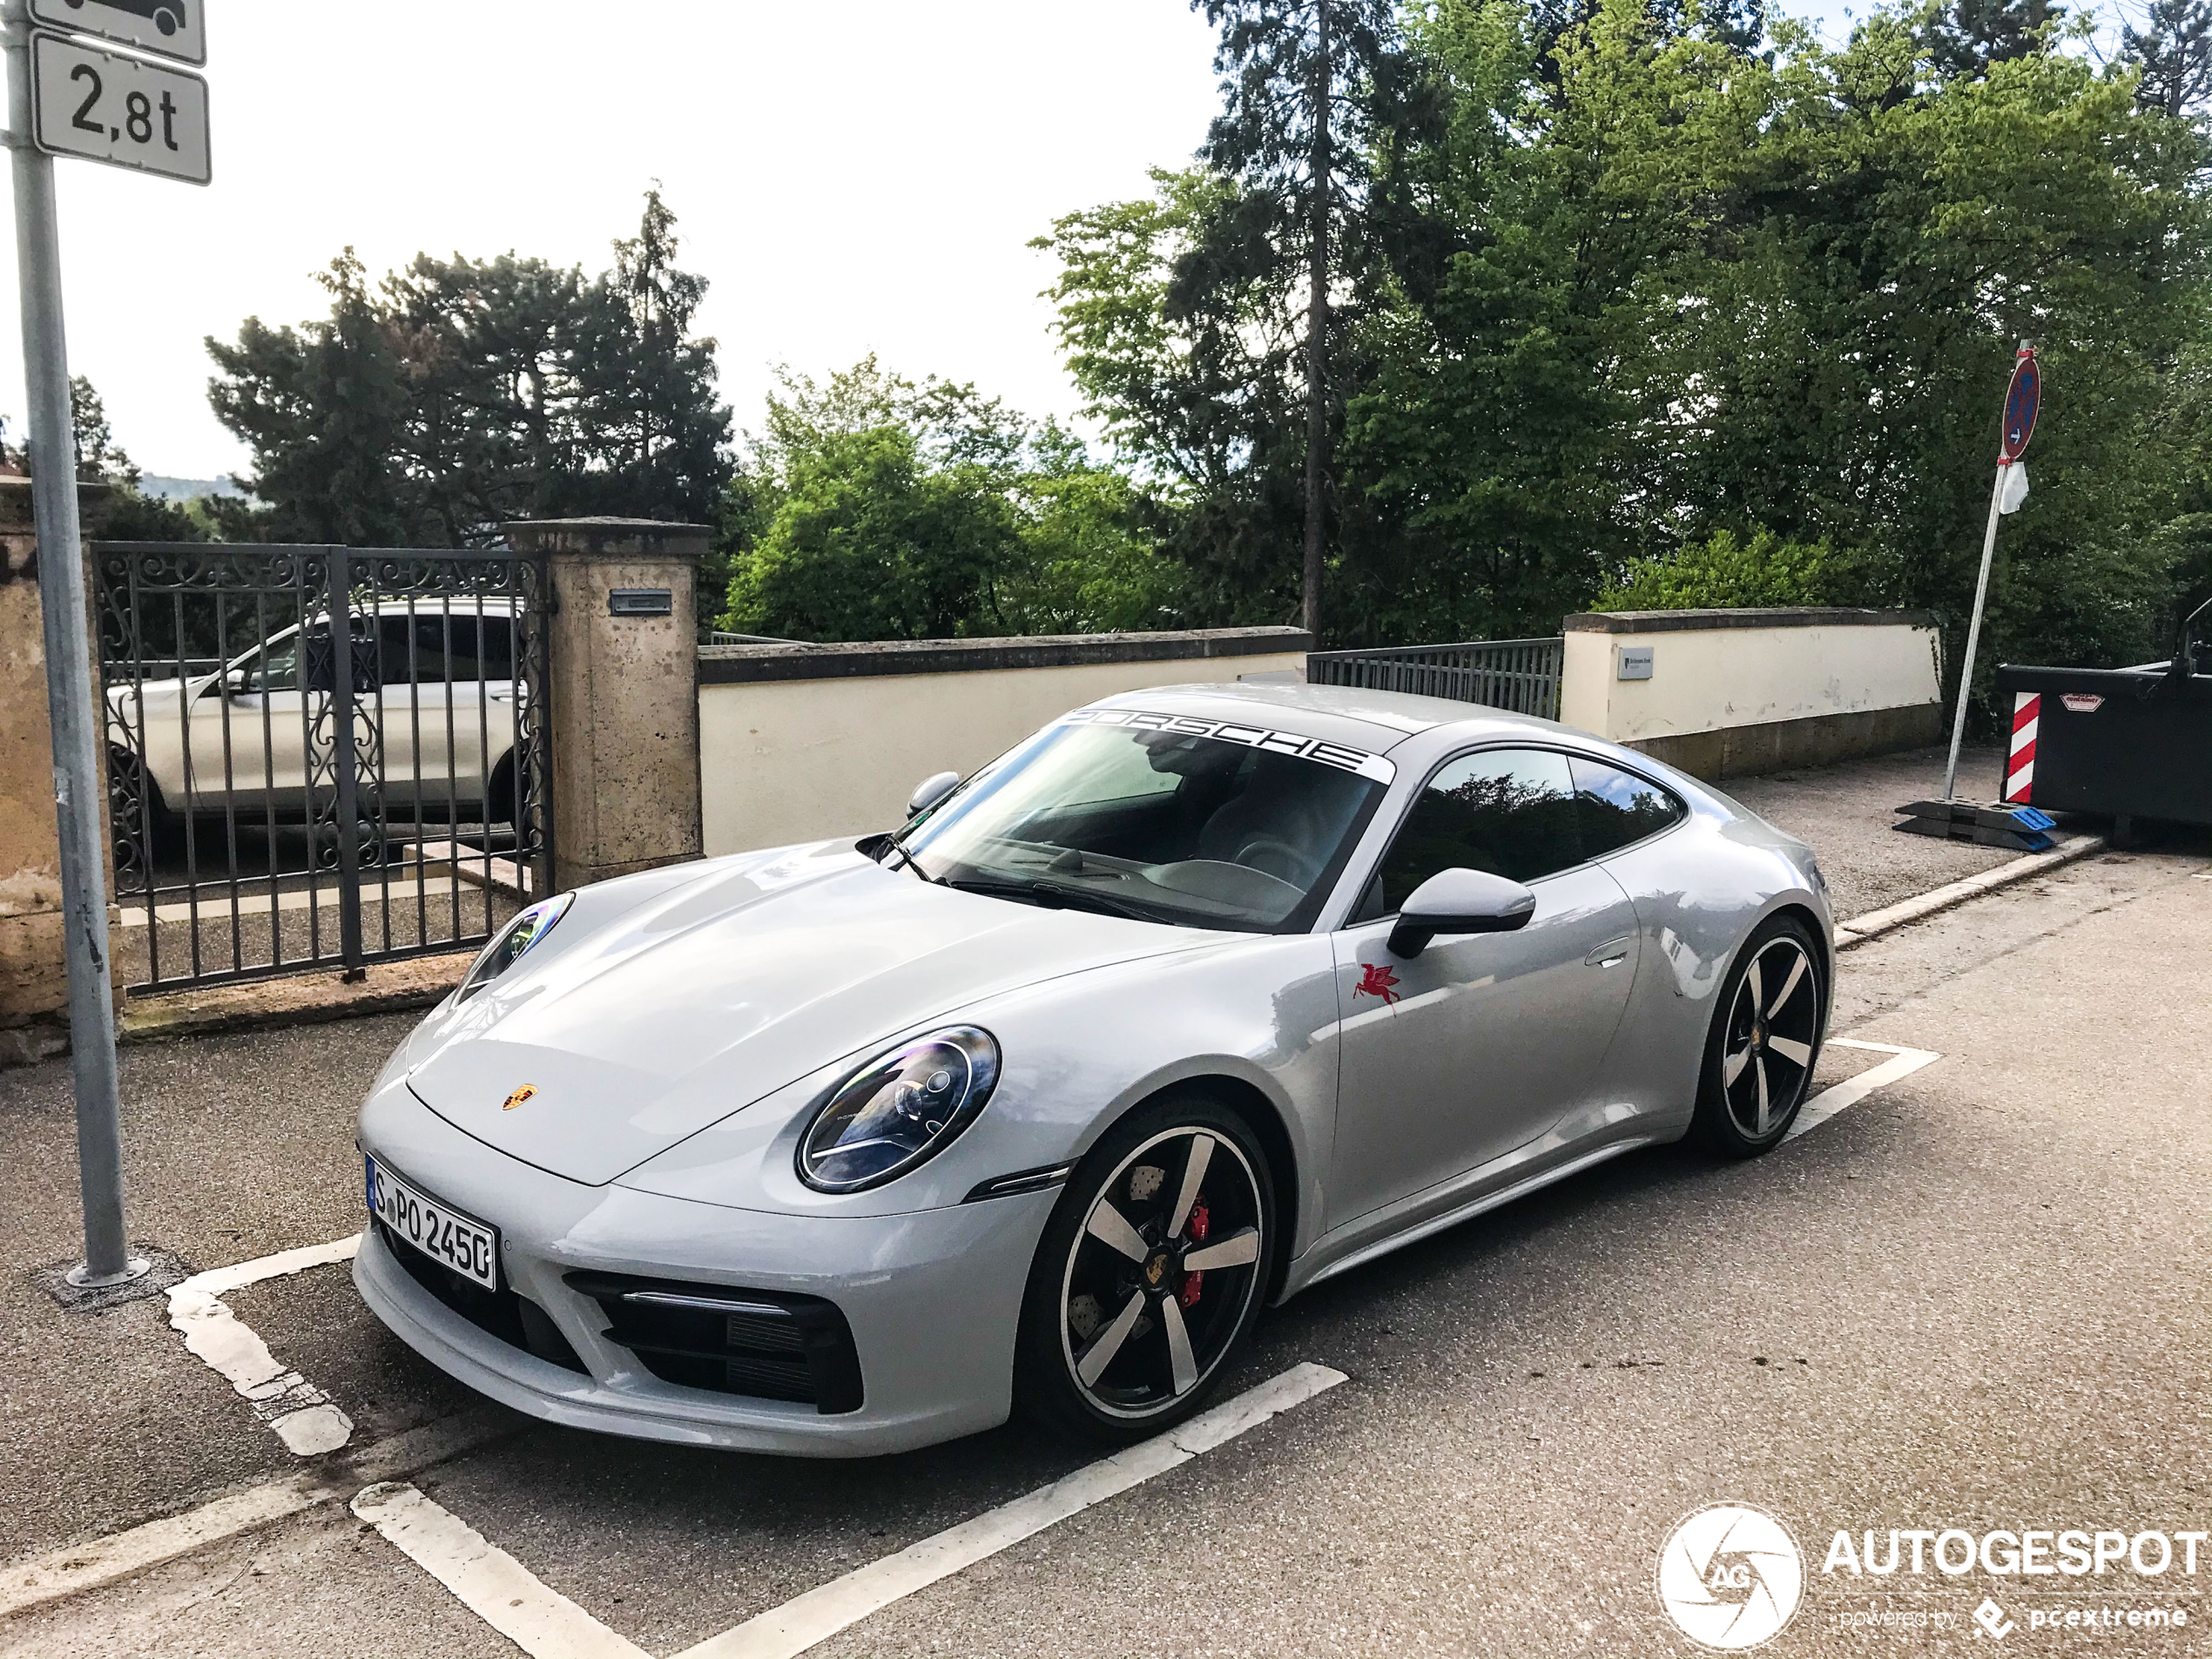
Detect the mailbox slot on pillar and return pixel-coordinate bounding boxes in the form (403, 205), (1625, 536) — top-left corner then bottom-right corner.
(609, 587), (674, 617)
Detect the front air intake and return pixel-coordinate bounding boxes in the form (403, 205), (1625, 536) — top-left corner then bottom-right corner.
(565, 1272), (864, 1414)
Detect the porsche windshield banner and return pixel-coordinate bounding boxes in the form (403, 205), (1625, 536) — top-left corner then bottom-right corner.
(1059, 706), (1398, 784)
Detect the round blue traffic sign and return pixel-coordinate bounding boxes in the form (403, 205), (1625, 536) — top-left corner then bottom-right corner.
(2001, 350), (2040, 462)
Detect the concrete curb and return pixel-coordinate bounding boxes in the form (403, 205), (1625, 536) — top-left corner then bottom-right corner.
(1833, 833), (2108, 951)
(117, 952), (471, 1048)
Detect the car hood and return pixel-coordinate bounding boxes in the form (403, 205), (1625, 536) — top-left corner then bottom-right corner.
(401, 844), (1207, 1185)
(105, 676), (200, 711)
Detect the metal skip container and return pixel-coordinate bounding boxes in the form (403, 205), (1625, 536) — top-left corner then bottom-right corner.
(1993, 651), (2212, 833)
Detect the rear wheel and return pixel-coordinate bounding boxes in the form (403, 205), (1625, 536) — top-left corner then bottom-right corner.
(1015, 1095), (1277, 1444)
(1692, 916), (1826, 1157)
(106, 745), (177, 866)
(488, 752), (517, 830)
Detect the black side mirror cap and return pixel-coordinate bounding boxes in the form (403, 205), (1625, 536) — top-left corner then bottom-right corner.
(907, 771), (961, 819)
(1387, 867), (1538, 958)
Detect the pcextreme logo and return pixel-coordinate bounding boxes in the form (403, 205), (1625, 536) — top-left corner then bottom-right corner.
(1656, 1503), (1806, 1650)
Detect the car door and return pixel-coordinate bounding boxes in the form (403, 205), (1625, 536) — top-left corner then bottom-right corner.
(1325, 746), (1642, 1230)
(189, 626), (312, 813)
(402, 610), (516, 812)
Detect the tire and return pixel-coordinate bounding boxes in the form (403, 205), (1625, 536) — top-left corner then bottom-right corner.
(1691, 914), (1828, 1157)
(488, 752), (516, 830)
(106, 745), (177, 864)
(1015, 1092), (1278, 1445)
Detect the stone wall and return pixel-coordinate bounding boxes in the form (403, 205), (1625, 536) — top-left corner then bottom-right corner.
(697, 628), (1312, 856)
(509, 517), (706, 892)
(1558, 608), (1943, 780)
(0, 478), (111, 1065)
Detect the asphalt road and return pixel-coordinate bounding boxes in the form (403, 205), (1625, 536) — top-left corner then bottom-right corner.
(3, 838), (2209, 1657)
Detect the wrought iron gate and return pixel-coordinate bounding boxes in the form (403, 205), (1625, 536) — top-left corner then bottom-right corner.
(94, 543), (553, 993)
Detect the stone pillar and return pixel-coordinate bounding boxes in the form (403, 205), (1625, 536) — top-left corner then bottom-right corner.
(1, 476), (113, 1065)
(508, 517), (706, 894)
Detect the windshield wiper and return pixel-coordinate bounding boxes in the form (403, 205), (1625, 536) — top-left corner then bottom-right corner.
(873, 836), (931, 882)
(938, 876), (1165, 925)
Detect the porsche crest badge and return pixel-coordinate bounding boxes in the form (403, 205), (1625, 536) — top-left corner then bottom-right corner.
(502, 1086), (539, 1113)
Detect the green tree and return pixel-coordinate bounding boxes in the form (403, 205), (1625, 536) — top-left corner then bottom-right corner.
(1923, 0), (2047, 80)
(208, 190), (731, 546)
(724, 425), (1022, 641)
(1598, 529), (1850, 609)
(2124, 0), (2212, 120)
(717, 359), (1186, 641)
(1177, 0), (1447, 635)
(996, 425), (1188, 634)
(206, 249), (420, 543)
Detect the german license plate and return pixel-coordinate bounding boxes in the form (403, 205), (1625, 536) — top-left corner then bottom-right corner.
(367, 1156), (497, 1291)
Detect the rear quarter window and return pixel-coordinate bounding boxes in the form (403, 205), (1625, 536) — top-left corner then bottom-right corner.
(1568, 757), (1685, 858)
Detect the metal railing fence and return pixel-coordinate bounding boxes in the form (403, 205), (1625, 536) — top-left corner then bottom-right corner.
(1307, 637), (1565, 720)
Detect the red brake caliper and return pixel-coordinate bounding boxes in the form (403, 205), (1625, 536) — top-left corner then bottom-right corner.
(1180, 1198), (1210, 1307)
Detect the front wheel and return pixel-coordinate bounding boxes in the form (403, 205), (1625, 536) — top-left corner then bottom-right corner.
(1692, 915), (1827, 1157)
(1015, 1095), (1278, 1445)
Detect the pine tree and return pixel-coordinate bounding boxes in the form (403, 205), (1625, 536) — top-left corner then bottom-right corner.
(1923, 0), (2047, 81)
(1180, 0), (1444, 638)
(208, 192), (731, 545)
(2124, 0), (2212, 120)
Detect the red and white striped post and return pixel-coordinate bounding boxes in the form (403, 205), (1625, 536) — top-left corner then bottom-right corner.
(2004, 692), (2040, 805)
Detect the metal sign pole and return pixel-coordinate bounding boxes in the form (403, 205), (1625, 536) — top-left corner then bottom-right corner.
(3, 0), (144, 1288)
(1943, 462), (2009, 804)
(1943, 341), (2040, 805)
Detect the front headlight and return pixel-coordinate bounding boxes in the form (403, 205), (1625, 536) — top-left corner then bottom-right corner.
(797, 1027), (1001, 1193)
(459, 892), (574, 1000)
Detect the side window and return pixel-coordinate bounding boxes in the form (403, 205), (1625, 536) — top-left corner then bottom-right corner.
(376, 617), (418, 686)
(1569, 757), (1684, 858)
(477, 617), (516, 682)
(421, 615), (516, 685)
(242, 632), (302, 693)
(1374, 748), (1583, 913)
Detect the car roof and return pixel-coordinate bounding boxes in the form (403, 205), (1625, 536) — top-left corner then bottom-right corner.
(1082, 679), (1572, 756)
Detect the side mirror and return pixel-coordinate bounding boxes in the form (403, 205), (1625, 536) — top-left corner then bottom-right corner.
(907, 770), (961, 820)
(1387, 867), (1537, 959)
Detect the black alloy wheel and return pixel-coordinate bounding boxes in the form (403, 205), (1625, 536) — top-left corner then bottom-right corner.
(1016, 1096), (1275, 1443)
(1695, 917), (1826, 1156)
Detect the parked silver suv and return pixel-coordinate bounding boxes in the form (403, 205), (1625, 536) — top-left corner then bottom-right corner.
(105, 599), (523, 835)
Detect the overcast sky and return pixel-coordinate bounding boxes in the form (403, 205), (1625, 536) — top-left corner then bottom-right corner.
(0, 0), (1976, 483)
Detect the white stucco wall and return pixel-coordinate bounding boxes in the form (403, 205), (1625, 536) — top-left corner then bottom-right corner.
(699, 651), (1308, 856)
(1559, 617), (1941, 745)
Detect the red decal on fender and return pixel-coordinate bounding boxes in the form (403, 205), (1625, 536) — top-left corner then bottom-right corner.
(1355, 964), (1402, 1006)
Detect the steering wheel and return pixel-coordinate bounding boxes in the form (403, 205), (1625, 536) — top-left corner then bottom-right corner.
(1233, 836), (1319, 888)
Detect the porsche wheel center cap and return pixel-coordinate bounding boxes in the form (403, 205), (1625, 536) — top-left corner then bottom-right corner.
(1143, 1250), (1172, 1289)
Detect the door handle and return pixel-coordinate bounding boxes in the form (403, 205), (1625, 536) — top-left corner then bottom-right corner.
(1584, 935), (1633, 968)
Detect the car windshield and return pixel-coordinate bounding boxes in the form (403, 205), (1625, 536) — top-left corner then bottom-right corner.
(895, 716), (1388, 933)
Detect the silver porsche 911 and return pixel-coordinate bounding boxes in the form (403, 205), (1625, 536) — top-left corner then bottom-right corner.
(354, 682), (1832, 1455)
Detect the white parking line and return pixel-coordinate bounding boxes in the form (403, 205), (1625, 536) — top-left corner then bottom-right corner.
(1785, 1038), (1942, 1142)
(165, 1234), (362, 1456)
(0, 1408), (513, 1620)
(678, 1362), (1345, 1659)
(353, 1483), (649, 1659)
(355, 1362), (1345, 1659)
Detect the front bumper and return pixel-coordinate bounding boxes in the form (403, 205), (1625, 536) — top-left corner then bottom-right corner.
(355, 1081), (1058, 1457)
